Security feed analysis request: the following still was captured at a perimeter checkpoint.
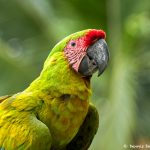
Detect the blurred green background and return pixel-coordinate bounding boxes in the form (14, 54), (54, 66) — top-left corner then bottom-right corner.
(0, 0), (150, 150)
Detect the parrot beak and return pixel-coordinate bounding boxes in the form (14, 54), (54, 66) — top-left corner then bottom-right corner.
(78, 39), (109, 77)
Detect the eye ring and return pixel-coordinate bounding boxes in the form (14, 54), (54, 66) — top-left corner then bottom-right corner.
(71, 42), (76, 47)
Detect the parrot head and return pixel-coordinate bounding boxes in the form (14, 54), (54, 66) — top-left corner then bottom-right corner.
(49, 29), (109, 77)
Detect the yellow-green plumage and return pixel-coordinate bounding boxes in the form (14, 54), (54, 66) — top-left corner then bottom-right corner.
(0, 29), (101, 150)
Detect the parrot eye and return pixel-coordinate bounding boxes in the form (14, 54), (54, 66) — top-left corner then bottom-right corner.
(71, 41), (76, 47)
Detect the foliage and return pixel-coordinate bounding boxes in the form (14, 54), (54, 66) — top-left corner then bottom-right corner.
(0, 0), (150, 149)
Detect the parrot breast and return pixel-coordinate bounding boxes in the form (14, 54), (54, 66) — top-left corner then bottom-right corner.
(39, 94), (89, 148)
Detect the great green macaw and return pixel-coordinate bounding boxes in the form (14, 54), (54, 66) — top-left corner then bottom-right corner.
(0, 29), (109, 150)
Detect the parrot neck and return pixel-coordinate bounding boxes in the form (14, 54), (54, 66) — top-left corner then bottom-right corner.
(25, 52), (91, 100)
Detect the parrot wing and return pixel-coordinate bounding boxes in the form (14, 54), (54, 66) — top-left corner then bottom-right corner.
(0, 95), (12, 103)
(66, 104), (99, 150)
(0, 108), (52, 150)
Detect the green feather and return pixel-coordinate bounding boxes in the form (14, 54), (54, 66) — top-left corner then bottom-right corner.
(0, 29), (99, 150)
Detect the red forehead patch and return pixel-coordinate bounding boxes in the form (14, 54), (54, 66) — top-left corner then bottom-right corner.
(85, 29), (106, 46)
(64, 29), (106, 72)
